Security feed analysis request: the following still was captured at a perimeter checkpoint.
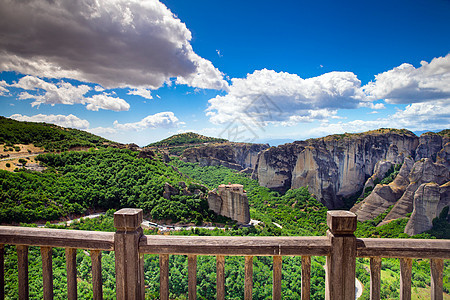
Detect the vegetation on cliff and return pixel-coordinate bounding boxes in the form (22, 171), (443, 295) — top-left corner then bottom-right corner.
(147, 132), (227, 148)
(0, 116), (114, 152)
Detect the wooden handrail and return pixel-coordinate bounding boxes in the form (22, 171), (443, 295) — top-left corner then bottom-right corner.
(0, 226), (114, 250)
(357, 238), (450, 259)
(139, 235), (330, 256)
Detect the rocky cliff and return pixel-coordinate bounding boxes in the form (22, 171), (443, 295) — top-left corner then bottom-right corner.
(182, 142), (269, 171)
(207, 184), (250, 223)
(253, 129), (420, 208)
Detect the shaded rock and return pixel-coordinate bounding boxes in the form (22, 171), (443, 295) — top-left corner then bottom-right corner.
(239, 167), (254, 174)
(415, 132), (444, 162)
(163, 182), (179, 200)
(404, 182), (450, 235)
(137, 149), (155, 159)
(207, 184), (250, 223)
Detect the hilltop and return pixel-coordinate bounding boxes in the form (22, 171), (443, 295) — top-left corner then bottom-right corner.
(147, 132), (227, 148)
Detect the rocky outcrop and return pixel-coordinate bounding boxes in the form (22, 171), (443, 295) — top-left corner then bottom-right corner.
(253, 129), (419, 208)
(182, 143), (269, 171)
(207, 184), (250, 223)
(404, 182), (450, 235)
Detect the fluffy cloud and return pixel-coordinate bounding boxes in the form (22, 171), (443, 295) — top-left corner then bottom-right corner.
(12, 75), (129, 111)
(364, 54), (450, 104)
(308, 101), (450, 137)
(113, 112), (182, 131)
(0, 0), (227, 90)
(127, 88), (153, 100)
(9, 114), (90, 130)
(0, 80), (9, 96)
(207, 69), (368, 125)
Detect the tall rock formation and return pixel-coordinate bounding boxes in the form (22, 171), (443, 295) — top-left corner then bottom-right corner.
(253, 129), (419, 208)
(207, 184), (250, 224)
(182, 143), (269, 171)
(404, 182), (450, 235)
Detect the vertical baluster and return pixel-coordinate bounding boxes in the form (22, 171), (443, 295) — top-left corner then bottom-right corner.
(273, 256), (282, 300)
(370, 257), (381, 300)
(400, 258), (412, 300)
(188, 255), (197, 300)
(159, 254), (169, 300)
(91, 250), (103, 300)
(65, 248), (77, 300)
(301, 256), (311, 300)
(41, 247), (53, 300)
(17, 245), (29, 300)
(0, 244), (4, 300)
(244, 256), (253, 300)
(430, 259), (443, 300)
(216, 255), (225, 300)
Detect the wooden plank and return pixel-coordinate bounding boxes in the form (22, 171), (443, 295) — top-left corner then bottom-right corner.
(400, 258), (412, 300)
(65, 248), (77, 300)
(139, 236), (330, 256)
(370, 257), (381, 300)
(17, 245), (29, 300)
(272, 256), (282, 300)
(301, 256), (311, 300)
(91, 250), (103, 300)
(244, 256), (253, 300)
(188, 255), (197, 300)
(431, 259), (443, 300)
(159, 254), (169, 300)
(41, 247), (53, 300)
(357, 238), (450, 259)
(0, 226), (114, 251)
(216, 255), (225, 300)
(0, 244), (4, 300)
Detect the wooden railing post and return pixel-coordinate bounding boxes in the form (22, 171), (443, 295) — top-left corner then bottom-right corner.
(325, 210), (357, 300)
(114, 208), (144, 300)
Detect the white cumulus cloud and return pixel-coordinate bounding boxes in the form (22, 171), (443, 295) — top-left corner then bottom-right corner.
(127, 87), (153, 100)
(113, 112), (182, 131)
(12, 75), (129, 111)
(9, 114), (90, 130)
(0, 80), (9, 96)
(364, 54), (450, 104)
(0, 0), (228, 91)
(207, 69), (368, 125)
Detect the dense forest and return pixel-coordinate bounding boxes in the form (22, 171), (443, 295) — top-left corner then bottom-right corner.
(0, 116), (114, 152)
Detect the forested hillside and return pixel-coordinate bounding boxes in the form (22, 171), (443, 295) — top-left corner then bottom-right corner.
(0, 116), (114, 152)
(0, 148), (223, 224)
(147, 132), (226, 148)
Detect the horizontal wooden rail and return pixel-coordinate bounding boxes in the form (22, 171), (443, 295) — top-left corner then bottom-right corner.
(139, 235), (330, 256)
(357, 238), (450, 259)
(0, 226), (114, 250)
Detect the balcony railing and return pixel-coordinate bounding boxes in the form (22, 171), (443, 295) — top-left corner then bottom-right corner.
(0, 209), (449, 300)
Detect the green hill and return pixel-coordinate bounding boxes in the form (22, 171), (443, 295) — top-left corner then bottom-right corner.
(147, 132), (227, 148)
(0, 116), (115, 152)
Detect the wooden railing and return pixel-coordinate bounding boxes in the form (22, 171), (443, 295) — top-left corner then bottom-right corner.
(0, 209), (449, 300)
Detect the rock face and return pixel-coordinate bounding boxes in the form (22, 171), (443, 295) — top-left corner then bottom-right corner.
(404, 182), (450, 235)
(253, 129), (419, 208)
(207, 184), (250, 223)
(182, 143), (269, 171)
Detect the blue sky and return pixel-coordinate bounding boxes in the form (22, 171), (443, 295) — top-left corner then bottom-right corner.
(0, 0), (449, 146)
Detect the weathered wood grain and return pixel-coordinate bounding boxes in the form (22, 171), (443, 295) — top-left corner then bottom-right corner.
(244, 256), (253, 300)
(431, 258), (443, 300)
(370, 257), (381, 300)
(301, 256), (311, 300)
(17, 245), (28, 300)
(0, 244), (4, 300)
(65, 248), (77, 300)
(188, 255), (197, 300)
(357, 238), (450, 259)
(216, 255), (225, 300)
(91, 250), (103, 300)
(159, 254), (169, 300)
(273, 256), (282, 300)
(400, 258), (412, 300)
(0, 226), (114, 250)
(139, 236), (330, 256)
(41, 247), (53, 300)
